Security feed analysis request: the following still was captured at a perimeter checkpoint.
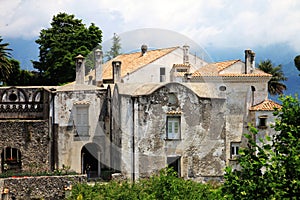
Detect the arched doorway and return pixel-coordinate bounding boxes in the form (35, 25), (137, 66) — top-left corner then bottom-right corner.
(81, 143), (101, 179)
(1, 147), (22, 173)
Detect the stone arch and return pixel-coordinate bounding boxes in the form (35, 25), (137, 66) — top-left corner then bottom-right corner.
(0, 87), (28, 102)
(81, 143), (102, 178)
(1, 147), (22, 173)
(32, 90), (44, 102)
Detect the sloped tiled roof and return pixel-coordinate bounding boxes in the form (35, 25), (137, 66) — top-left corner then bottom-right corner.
(192, 60), (271, 77)
(192, 60), (240, 76)
(173, 63), (191, 68)
(249, 99), (282, 111)
(87, 47), (179, 80)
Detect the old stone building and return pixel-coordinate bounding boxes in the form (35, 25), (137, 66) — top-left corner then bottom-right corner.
(108, 47), (280, 181)
(0, 45), (281, 183)
(0, 87), (54, 173)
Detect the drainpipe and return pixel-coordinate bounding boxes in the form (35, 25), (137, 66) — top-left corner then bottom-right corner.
(49, 88), (57, 171)
(131, 97), (136, 181)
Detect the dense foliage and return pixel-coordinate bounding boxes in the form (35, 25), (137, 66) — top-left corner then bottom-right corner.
(0, 36), (12, 82)
(4, 59), (38, 86)
(68, 168), (223, 200)
(222, 95), (300, 199)
(33, 13), (102, 85)
(258, 59), (287, 95)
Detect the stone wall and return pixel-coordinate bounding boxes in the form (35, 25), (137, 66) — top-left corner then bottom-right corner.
(0, 175), (86, 200)
(0, 120), (50, 173)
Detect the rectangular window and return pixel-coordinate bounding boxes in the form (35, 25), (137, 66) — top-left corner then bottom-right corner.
(75, 106), (89, 136)
(160, 67), (166, 82)
(231, 142), (240, 159)
(167, 116), (181, 139)
(167, 156), (181, 176)
(258, 115), (268, 129)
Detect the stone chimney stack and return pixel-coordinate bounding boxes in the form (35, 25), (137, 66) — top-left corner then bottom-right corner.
(75, 54), (85, 84)
(94, 49), (103, 86)
(245, 49), (255, 73)
(183, 45), (190, 64)
(112, 61), (122, 83)
(141, 44), (148, 56)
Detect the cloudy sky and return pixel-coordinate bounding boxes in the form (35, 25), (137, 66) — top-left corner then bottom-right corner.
(0, 0), (300, 61)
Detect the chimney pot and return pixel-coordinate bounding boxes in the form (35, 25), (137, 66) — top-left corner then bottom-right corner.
(75, 54), (85, 84)
(141, 44), (148, 55)
(112, 61), (122, 83)
(94, 49), (103, 86)
(244, 49), (255, 73)
(183, 45), (190, 64)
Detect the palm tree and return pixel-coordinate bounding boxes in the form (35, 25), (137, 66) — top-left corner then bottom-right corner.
(0, 36), (12, 82)
(258, 59), (287, 96)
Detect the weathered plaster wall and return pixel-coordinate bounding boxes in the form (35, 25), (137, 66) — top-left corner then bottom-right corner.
(0, 120), (50, 173)
(221, 80), (268, 163)
(118, 83), (226, 181)
(250, 110), (278, 145)
(55, 88), (110, 173)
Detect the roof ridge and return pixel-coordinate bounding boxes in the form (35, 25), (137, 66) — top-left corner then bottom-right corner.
(250, 99), (282, 111)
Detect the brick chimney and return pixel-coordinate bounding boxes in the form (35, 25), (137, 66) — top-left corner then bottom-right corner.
(245, 49), (255, 73)
(94, 49), (103, 86)
(183, 45), (190, 64)
(112, 61), (122, 83)
(75, 54), (85, 84)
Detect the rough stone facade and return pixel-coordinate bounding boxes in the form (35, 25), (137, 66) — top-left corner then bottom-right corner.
(0, 87), (53, 174)
(0, 175), (86, 200)
(0, 120), (50, 173)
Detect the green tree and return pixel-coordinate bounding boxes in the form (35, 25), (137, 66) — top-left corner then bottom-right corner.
(4, 59), (37, 86)
(222, 95), (300, 199)
(105, 33), (121, 60)
(33, 13), (102, 85)
(294, 55), (300, 74)
(258, 59), (287, 96)
(0, 36), (12, 82)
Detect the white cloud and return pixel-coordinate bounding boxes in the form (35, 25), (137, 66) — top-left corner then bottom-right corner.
(0, 0), (300, 51)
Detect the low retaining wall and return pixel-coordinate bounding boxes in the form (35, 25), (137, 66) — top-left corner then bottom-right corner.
(0, 175), (86, 200)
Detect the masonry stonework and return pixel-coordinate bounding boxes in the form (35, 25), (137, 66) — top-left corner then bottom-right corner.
(0, 120), (50, 173)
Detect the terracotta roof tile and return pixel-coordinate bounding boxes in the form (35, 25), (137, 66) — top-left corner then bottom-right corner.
(98, 47), (179, 80)
(173, 63), (191, 68)
(219, 73), (272, 77)
(191, 60), (272, 77)
(192, 60), (240, 77)
(166, 110), (182, 115)
(250, 99), (282, 111)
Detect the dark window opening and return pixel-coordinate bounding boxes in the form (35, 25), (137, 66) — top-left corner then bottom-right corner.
(176, 68), (188, 72)
(160, 67), (166, 82)
(219, 86), (226, 91)
(258, 115), (268, 129)
(8, 93), (18, 101)
(167, 156), (181, 176)
(230, 142), (240, 159)
(1, 147), (22, 173)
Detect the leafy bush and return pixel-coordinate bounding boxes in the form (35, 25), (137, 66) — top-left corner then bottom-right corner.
(67, 168), (223, 200)
(222, 95), (300, 199)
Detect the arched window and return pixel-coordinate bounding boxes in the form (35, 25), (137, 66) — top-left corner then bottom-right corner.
(1, 147), (22, 172)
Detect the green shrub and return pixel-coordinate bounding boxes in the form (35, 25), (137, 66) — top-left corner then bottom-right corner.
(67, 168), (224, 200)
